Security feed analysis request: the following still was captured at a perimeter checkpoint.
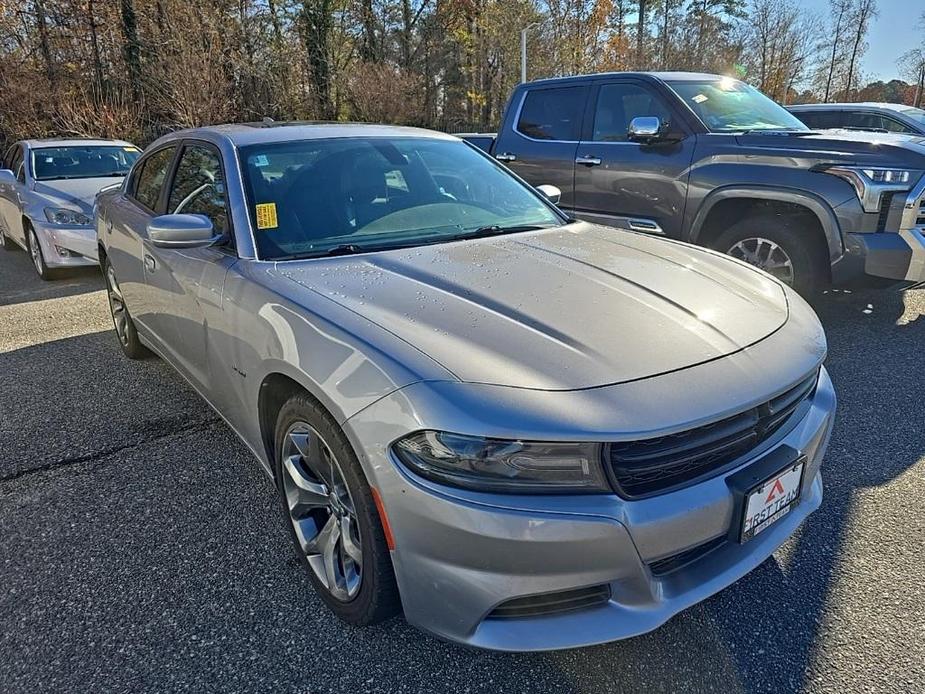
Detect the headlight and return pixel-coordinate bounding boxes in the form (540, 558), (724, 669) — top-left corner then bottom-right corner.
(392, 430), (610, 494)
(44, 207), (91, 225)
(816, 165), (922, 213)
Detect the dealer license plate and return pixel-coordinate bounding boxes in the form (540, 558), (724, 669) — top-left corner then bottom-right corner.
(740, 460), (804, 543)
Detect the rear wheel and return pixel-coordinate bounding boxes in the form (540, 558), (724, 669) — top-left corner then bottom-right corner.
(104, 258), (150, 359)
(716, 217), (826, 296)
(274, 393), (400, 625)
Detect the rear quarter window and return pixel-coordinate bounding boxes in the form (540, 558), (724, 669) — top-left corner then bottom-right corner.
(517, 86), (586, 141)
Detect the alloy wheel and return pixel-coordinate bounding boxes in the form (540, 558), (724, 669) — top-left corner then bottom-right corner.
(281, 422), (363, 601)
(106, 264), (130, 346)
(29, 229), (44, 274)
(727, 236), (795, 286)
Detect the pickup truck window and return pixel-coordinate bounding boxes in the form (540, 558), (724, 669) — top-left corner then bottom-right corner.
(593, 83), (672, 141)
(668, 78), (807, 133)
(517, 87), (585, 141)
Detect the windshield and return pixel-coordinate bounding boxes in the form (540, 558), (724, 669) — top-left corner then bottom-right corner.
(898, 106), (925, 127)
(31, 145), (141, 181)
(667, 78), (809, 133)
(239, 137), (562, 260)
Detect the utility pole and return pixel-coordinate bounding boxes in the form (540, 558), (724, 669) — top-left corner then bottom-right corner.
(520, 22), (541, 83)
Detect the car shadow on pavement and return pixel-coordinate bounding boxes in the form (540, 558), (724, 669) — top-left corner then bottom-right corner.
(1, 289), (922, 693)
(0, 247), (104, 307)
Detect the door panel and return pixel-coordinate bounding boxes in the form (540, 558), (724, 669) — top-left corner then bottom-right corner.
(0, 146), (26, 244)
(573, 81), (696, 239)
(145, 142), (234, 393)
(492, 85), (587, 210)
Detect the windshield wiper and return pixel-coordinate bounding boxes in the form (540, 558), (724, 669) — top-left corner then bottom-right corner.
(456, 223), (552, 240)
(273, 244), (369, 261)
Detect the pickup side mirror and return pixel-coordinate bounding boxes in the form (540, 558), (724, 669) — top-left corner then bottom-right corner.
(147, 214), (220, 249)
(628, 116), (665, 143)
(536, 184), (561, 205)
(0, 169), (16, 185)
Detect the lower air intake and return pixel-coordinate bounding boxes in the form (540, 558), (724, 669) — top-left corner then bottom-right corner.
(487, 584), (611, 619)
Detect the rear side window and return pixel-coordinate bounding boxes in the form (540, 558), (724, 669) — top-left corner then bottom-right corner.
(132, 147), (175, 211)
(793, 111), (839, 129)
(592, 83), (672, 141)
(517, 87), (585, 140)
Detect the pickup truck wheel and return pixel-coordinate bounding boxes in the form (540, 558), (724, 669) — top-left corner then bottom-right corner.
(716, 218), (824, 296)
(104, 258), (150, 359)
(274, 393), (401, 626)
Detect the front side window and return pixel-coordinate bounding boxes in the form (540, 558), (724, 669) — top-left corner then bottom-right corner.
(517, 86), (586, 140)
(31, 145), (140, 181)
(10, 146), (24, 182)
(167, 145), (229, 234)
(593, 83), (672, 141)
(132, 147), (176, 212)
(668, 78), (808, 133)
(793, 111), (839, 129)
(239, 137), (563, 260)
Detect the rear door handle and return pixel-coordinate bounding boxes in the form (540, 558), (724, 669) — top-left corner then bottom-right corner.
(144, 253), (156, 272)
(495, 152), (516, 162)
(575, 155), (602, 166)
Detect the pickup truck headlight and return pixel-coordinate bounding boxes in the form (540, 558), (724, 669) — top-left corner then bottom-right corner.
(392, 430), (610, 493)
(44, 207), (91, 225)
(817, 165), (922, 213)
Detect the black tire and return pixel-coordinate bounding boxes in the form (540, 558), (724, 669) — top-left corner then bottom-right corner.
(274, 393), (401, 625)
(104, 257), (151, 359)
(715, 217), (827, 297)
(26, 223), (58, 280)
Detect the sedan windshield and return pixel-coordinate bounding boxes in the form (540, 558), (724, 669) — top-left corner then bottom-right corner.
(238, 137), (563, 260)
(667, 78), (809, 133)
(32, 145), (140, 180)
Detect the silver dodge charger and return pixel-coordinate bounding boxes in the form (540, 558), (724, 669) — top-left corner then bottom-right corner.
(95, 123), (836, 651)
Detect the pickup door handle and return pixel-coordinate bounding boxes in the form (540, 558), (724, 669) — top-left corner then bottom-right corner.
(143, 253), (156, 273)
(495, 152), (517, 162)
(575, 155), (602, 166)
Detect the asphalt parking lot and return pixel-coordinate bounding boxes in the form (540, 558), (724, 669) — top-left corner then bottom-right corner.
(1, 246), (923, 694)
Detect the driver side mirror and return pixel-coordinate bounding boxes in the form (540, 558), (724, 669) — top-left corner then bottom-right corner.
(536, 184), (561, 205)
(0, 169), (15, 185)
(628, 116), (666, 143)
(147, 214), (221, 249)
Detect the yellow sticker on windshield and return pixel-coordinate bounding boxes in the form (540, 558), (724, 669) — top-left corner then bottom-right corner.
(123, 146), (140, 152)
(255, 202), (278, 230)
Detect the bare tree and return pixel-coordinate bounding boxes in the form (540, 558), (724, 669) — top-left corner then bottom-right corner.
(842, 0), (877, 100)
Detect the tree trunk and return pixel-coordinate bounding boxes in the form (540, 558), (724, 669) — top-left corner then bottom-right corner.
(636, 0), (647, 69)
(87, 0), (104, 93)
(33, 0), (54, 85)
(119, 0), (143, 101)
(300, 0), (334, 119)
(844, 0), (875, 101)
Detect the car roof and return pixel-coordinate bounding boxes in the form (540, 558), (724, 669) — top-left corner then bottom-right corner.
(150, 122), (459, 149)
(23, 137), (136, 149)
(787, 102), (910, 112)
(522, 71), (725, 87)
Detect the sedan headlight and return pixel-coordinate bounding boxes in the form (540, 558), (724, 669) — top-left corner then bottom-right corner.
(44, 207), (91, 225)
(816, 165), (922, 213)
(392, 430), (610, 494)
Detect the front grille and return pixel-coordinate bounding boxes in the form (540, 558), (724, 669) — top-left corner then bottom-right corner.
(487, 584), (611, 619)
(648, 536), (726, 576)
(606, 372), (818, 499)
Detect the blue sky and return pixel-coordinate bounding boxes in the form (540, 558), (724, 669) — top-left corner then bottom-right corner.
(803, 0), (921, 81)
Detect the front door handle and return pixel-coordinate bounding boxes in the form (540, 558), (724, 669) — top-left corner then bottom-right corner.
(575, 155), (602, 166)
(495, 152), (517, 162)
(144, 253), (156, 273)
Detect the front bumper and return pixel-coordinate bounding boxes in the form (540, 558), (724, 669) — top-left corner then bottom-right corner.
(348, 366), (836, 651)
(31, 219), (98, 267)
(840, 228), (925, 287)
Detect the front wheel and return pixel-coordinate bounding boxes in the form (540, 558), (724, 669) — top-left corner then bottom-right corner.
(274, 393), (400, 625)
(716, 217), (826, 297)
(27, 224), (56, 280)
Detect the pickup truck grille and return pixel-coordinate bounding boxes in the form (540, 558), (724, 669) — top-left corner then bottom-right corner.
(606, 372), (818, 499)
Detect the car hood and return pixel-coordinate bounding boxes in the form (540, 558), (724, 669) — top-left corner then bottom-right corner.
(275, 223), (789, 390)
(736, 129), (925, 167)
(31, 177), (125, 215)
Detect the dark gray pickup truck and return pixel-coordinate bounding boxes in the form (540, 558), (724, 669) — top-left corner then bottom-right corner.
(462, 72), (925, 294)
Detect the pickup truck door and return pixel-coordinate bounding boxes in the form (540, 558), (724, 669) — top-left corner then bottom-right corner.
(572, 80), (696, 239)
(491, 84), (588, 212)
(143, 141), (235, 393)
